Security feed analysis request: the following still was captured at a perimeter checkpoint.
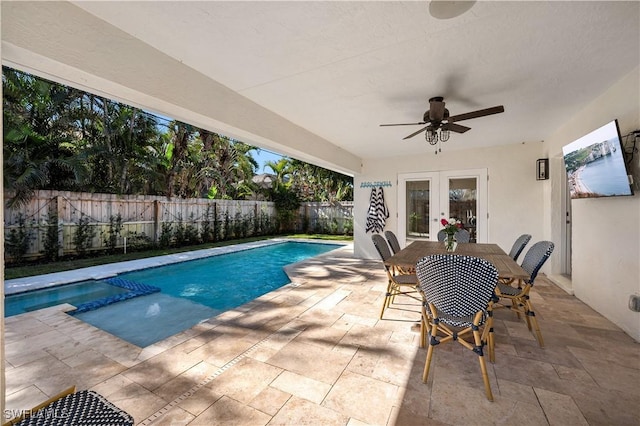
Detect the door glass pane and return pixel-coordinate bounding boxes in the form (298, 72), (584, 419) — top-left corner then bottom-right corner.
(448, 178), (477, 242)
(406, 181), (430, 239)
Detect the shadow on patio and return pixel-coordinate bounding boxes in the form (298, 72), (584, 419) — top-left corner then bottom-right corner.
(4, 246), (639, 425)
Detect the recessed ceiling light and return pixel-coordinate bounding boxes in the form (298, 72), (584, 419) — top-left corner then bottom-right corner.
(429, 1), (476, 20)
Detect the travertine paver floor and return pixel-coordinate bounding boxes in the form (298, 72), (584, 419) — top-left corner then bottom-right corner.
(4, 244), (640, 425)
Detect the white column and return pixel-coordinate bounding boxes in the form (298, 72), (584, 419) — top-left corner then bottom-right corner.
(1, 1), (7, 415)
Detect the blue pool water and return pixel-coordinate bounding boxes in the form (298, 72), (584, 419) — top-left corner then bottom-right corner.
(7, 241), (341, 347)
(4, 281), (130, 317)
(118, 241), (339, 311)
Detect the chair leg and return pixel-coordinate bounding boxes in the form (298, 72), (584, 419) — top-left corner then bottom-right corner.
(483, 318), (495, 363)
(524, 298), (544, 347)
(379, 281), (394, 319)
(420, 312), (432, 348)
(478, 355), (494, 402)
(488, 330), (495, 363)
(473, 326), (494, 401)
(509, 295), (544, 348)
(422, 326), (437, 383)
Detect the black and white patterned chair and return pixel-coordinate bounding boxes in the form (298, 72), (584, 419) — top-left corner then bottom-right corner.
(437, 229), (470, 243)
(500, 234), (532, 286)
(494, 240), (554, 347)
(416, 254), (499, 401)
(6, 386), (134, 426)
(372, 234), (420, 319)
(508, 234), (532, 261)
(384, 230), (402, 254)
(384, 230), (416, 274)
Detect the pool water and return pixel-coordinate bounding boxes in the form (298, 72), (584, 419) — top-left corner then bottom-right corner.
(76, 293), (219, 347)
(4, 281), (130, 317)
(118, 241), (339, 311)
(7, 241), (342, 347)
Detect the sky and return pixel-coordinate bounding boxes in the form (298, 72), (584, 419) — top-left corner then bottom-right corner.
(148, 111), (284, 173)
(253, 148), (285, 174)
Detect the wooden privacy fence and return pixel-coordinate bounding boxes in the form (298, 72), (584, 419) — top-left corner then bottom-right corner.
(3, 190), (353, 261)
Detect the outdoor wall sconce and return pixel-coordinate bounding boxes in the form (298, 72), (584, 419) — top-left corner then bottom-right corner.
(536, 158), (549, 180)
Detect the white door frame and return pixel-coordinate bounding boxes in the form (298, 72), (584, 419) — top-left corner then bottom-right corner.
(398, 172), (439, 247)
(439, 168), (489, 243)
(398, 168), (488, 247)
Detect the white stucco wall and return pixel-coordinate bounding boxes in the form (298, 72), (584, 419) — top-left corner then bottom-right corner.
(355, 141), (545, 260)
(545, 66), (640, 341)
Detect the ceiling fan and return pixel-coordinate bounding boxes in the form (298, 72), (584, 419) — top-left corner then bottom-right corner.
(380, 96), (504, 141)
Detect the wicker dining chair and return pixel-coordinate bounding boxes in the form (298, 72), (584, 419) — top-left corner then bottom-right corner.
(508, 234), (532, 261)
(494, 241), (554, 347)
(384, 230), (402, 254)
(371, 234), (420, 319)
(437, 229), (470, 243)
(416, 254), (499, 401)
(500, 234), (532, 285)
(384, 230), (416, 274)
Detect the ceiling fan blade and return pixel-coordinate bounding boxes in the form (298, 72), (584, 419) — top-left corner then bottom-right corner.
(442, 122), (471, 133)
(402, 126), (429, 140)
(448, 105), (504, 122)
(380, 122), (426, 127)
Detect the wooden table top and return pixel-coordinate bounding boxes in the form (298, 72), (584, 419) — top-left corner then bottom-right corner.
(385, 240), (529, 280)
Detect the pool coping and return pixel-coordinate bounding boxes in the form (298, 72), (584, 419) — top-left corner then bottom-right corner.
(5, 238), (350, 296)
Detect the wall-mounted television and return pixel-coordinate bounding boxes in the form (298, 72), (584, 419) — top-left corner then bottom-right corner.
(562, 119), (633, 199)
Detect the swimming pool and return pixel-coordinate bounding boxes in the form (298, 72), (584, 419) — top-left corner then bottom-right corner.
(4, 280), (130, 317)
(5, 240), (343, 347)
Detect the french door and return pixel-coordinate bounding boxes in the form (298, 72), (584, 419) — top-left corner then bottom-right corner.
(398, 169), (488, 247)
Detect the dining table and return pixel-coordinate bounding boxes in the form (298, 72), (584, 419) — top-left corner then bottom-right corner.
(384, 240), (529, 281)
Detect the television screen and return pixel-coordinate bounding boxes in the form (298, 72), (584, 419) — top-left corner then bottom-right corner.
(562, 120), (633, 199)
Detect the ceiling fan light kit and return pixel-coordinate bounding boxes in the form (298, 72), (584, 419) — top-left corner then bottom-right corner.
(380, 96), (505, 154)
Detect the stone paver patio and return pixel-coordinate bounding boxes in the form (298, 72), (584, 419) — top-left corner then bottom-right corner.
(4, 243), (639, 425)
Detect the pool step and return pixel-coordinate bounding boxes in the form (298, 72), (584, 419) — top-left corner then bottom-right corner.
(69, 278), (161, 314)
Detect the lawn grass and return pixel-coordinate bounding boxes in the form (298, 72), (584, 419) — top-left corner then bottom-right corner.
(4, 234), (353, 280)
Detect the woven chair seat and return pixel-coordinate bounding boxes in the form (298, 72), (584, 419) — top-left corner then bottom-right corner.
(436, 311), (488, 329)
(394, 274), (418, 285)
(496, 282), (521, 296)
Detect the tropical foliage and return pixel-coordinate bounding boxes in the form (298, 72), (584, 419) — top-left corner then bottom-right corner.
(2, 67), (353, 208)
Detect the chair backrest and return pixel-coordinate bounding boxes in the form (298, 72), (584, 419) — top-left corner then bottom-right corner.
(416, 255), (498, 319)
(520, 241), (554, 285)
(371, 234), (392, 269)
(508, 234), (532, 261)
(384, 231), (402, 254)
(437, 229), (470, 243)
(455, 229), (471, 243)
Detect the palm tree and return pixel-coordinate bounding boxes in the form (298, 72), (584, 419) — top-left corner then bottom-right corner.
(3, 68), (87, 206)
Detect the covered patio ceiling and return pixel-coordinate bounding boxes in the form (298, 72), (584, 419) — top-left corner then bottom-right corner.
(2, 1), (639, 175)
